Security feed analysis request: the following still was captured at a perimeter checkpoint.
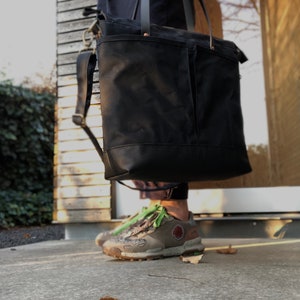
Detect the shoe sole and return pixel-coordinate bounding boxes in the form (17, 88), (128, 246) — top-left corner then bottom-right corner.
(103, 238), (205, 261)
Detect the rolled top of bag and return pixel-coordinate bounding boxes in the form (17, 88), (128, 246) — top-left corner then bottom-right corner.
(97, 16), (247, 64)
(96, 1), (247, 63)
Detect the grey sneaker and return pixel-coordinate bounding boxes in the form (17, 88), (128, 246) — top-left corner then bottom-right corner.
(95, 205), (161, 247)
(102, 205), (204, 260)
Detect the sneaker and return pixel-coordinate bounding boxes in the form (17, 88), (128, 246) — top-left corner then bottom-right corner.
(102, 205), (204, 260)
(95, 205), (161, 247)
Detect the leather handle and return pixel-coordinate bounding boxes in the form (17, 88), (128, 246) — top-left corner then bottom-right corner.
(141, 0), (214, 49)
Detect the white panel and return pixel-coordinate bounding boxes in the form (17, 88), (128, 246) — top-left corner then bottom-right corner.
(116, 184), (300, 216)
(188, 187), (300, 214)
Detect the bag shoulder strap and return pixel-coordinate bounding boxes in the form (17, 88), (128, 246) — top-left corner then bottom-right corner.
(72, 51), (104, 161)
(73, 51), (96, 124)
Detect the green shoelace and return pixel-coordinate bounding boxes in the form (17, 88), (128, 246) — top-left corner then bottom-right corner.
(112, 204), (169, 236)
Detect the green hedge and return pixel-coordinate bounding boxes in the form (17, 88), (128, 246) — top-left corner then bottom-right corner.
(0, 82), (55, 227)
(0, 191), (53, 227)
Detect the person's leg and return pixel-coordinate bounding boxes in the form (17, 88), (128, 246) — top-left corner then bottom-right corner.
(101, 181), (204, 260)
(95, 0), (199, 257)
(159, 199), (189, 221)
(95, 182), (189, 246)
(136, 181), (189, 221)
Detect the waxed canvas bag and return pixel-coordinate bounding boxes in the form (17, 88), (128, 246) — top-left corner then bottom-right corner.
(74, 0), (252, 183)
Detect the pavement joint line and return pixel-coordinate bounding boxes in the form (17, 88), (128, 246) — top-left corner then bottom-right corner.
(205, 239), (300, 251)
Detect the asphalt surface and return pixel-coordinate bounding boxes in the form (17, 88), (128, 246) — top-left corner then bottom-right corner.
(0, 224), (64, 249)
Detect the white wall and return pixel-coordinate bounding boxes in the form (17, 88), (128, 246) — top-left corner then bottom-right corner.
(115, 183), (300, 217)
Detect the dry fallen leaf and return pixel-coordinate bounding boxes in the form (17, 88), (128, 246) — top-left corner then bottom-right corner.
(100, 296), (118, 300)
(180, 253), (204, 264)
(216, 244), (238, 254)
(23, 233), (31, 239)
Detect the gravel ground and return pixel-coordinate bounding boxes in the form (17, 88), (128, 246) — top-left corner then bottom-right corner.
(0, 224), (65, 249)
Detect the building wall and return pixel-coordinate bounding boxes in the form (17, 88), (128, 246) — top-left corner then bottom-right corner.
(54, 0), (111, 223)
(260, 0), (300, 185)
(54, 0), (300, 223)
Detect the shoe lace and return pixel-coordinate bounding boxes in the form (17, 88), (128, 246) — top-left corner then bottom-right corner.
(112, 205), (169, 236)
(153, 206), (169, 228)
(112, 205), (159, 236)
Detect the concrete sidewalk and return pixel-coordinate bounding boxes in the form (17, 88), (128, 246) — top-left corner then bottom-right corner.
(1, 239), (300, 300)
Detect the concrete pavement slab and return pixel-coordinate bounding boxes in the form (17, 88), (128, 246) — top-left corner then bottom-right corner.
(1, 239), (300, 300)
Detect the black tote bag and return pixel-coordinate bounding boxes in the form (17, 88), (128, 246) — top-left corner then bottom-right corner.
(95, 0), (252, 182)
